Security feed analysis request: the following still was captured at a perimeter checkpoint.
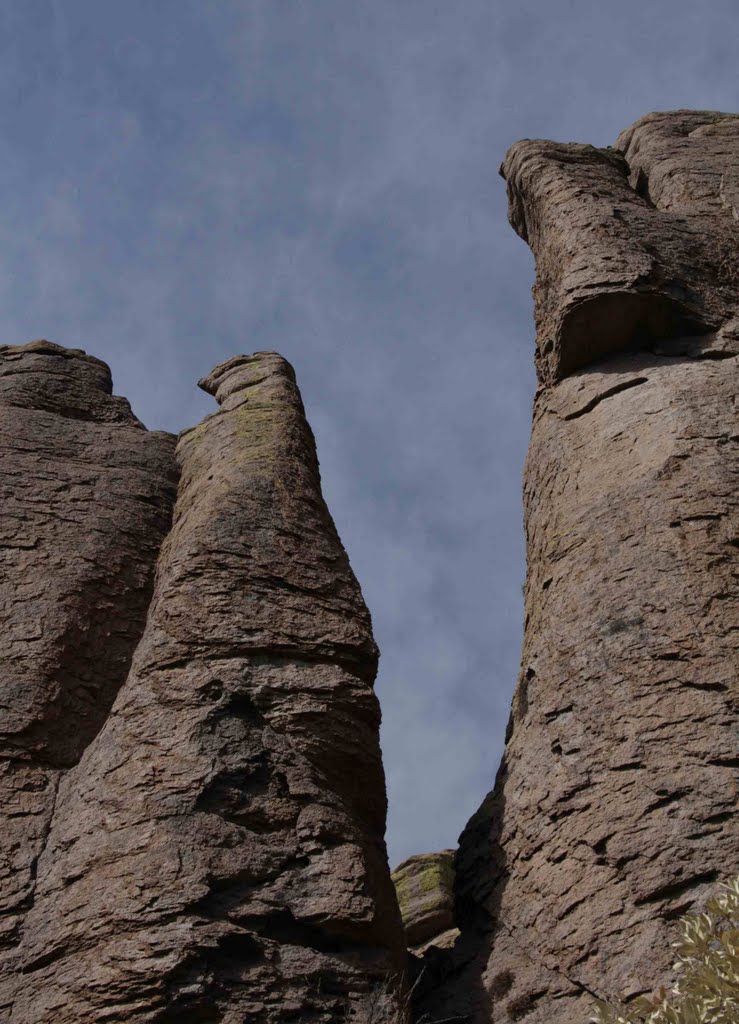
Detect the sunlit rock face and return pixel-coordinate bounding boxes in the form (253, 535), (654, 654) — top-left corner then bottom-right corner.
(1, 347), (405, 1024)
(419, 111), (739, 1024)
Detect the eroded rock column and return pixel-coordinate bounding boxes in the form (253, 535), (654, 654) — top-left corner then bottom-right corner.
(424, 111), (739, 1023)
(0, 341), (178, 1018)
(11, 353), (404, 1023)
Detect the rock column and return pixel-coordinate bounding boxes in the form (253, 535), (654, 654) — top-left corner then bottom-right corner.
(11, 352), (404, 1023)
(0, 341), (178, 1019)
(426, 111), (739, 1023)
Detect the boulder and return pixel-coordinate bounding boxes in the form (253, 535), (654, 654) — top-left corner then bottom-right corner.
(392, 850), (457, 949)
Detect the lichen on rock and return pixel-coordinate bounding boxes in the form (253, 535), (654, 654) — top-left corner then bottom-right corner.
(1, 349), (405, 1024)
(392, 850), (457, 950)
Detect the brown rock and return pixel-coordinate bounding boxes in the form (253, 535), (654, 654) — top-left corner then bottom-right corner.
(392, 850), (456, 949)
(0, 341), (178, 1012)
(421, 111), (739, 1023)
(501, 112), (739, 384)
(9, 352), (405, 1023)
(4, 110), (734, 1024)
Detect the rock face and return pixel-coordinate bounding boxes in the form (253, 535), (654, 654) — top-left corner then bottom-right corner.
(0, 341), (179, 1011)
(2, 349), (404, 1022)
(2, 111), (736, 1024)
(392, 851), (457, 950)
(421, 111), (739, 1023)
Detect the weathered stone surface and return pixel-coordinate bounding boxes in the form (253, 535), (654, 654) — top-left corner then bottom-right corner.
(392, 850), (456, 949)
(421, 111), (739, 1023)
(9, 352), (404, 1023)
(0, 341), (178, 1014)
(502, 111), (739, 385)
(616, 110), (739, 217)
(4, 110), (735, 1024)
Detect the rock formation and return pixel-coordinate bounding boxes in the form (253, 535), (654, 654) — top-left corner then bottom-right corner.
(0, 341), (179, 1012)
(1, 348), (404, 1023)
(392, 850), (458, 952)
(1, 110), (736, 1024)
(420, 110), (739, 1023)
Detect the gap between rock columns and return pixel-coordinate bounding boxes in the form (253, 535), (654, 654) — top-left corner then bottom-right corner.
(10, 352), (406, 1023)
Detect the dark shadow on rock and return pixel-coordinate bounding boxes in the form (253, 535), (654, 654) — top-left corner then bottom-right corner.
(410, 762), (507, 1024)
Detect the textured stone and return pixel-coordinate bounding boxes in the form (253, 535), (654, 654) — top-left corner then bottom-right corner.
(8, 352), (404, 1023)
(3, 110), (736, 1024)
(421, 111), (739, 1023)
(502, 111), (739, 385)
(0, 341), (178, 1016)
(392, 850), (456, 949)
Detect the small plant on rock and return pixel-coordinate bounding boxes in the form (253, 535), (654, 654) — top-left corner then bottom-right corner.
(592, 876), (739, 1024)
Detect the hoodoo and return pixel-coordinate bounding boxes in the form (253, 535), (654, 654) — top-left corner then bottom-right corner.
(3, 351), (404, 1023)
(0, 341), (178, 1016)
(420, 111), (739, 1023)
(0, 110), (736, 1024)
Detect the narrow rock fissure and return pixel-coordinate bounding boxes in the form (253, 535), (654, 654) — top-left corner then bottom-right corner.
(560, 377), (648, 420)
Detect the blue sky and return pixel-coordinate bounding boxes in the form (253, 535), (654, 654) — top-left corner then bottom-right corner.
(3, 0), (737, 864)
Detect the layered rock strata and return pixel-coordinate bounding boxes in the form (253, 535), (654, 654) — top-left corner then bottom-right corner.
(0, 341), (178, 1015)
(7, 351), (404, 1023)
(423, 111), (739, 1023)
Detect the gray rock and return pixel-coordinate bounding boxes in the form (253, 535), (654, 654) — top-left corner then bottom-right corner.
(501, 112), (739, 384)
(3, 108), (736, 1024)
(392, 850), (456, 948)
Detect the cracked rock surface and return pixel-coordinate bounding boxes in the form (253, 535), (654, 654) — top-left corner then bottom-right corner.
(392, 850), (457, 950)
(0, 341), (178, 1016)
(420, 111), (739, 1023)
(502, 111), (739, 385)
(2, 349), (404, 1022)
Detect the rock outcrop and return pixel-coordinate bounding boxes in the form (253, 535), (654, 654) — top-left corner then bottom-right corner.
(0, 341), (179, 1013)
(2, 349), (404, 1022)
(392, 850), (458, 952)
(421, 111), (739, 1023)
(2, 110), (736, 1024)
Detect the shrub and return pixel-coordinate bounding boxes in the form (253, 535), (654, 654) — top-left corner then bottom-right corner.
(592, 876), (739, 1024)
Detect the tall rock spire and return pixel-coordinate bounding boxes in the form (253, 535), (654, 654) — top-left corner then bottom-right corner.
(422, 111), (739, 1023)
(0, 341), (178, 1017)
(9, 352), (404, 1023)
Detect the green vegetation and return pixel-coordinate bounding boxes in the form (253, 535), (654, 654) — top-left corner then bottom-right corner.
(593, 877), (739, 1024)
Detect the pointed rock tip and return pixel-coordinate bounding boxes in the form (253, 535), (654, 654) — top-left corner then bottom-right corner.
(501, 112), (735, 186)
(392, 848), (456, 876)
(500, 139), (627, 243)
(198, 351), (296, 405)
(500, 138), (624, 183)
(614, 108), (739, 161)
